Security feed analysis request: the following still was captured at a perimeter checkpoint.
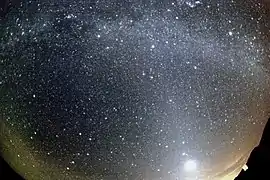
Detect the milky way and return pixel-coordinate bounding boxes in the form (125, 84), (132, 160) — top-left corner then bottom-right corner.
(1, 1), (270, 180)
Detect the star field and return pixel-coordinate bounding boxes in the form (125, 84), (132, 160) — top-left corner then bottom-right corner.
(1, 1), (270, 180)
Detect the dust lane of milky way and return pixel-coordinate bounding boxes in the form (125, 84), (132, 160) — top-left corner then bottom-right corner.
(1, 0), (270, 180)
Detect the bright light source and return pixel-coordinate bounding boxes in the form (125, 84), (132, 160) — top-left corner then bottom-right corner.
(242, 164), (248, 171)
(184, 160), (197, 172)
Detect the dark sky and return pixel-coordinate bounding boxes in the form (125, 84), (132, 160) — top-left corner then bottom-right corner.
(1, 0), (270, 179)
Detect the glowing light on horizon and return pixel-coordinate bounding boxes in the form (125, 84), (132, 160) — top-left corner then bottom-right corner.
(184, 159), (197, 172)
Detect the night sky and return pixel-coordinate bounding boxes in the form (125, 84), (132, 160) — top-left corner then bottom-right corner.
(1, 0), (270, 179)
